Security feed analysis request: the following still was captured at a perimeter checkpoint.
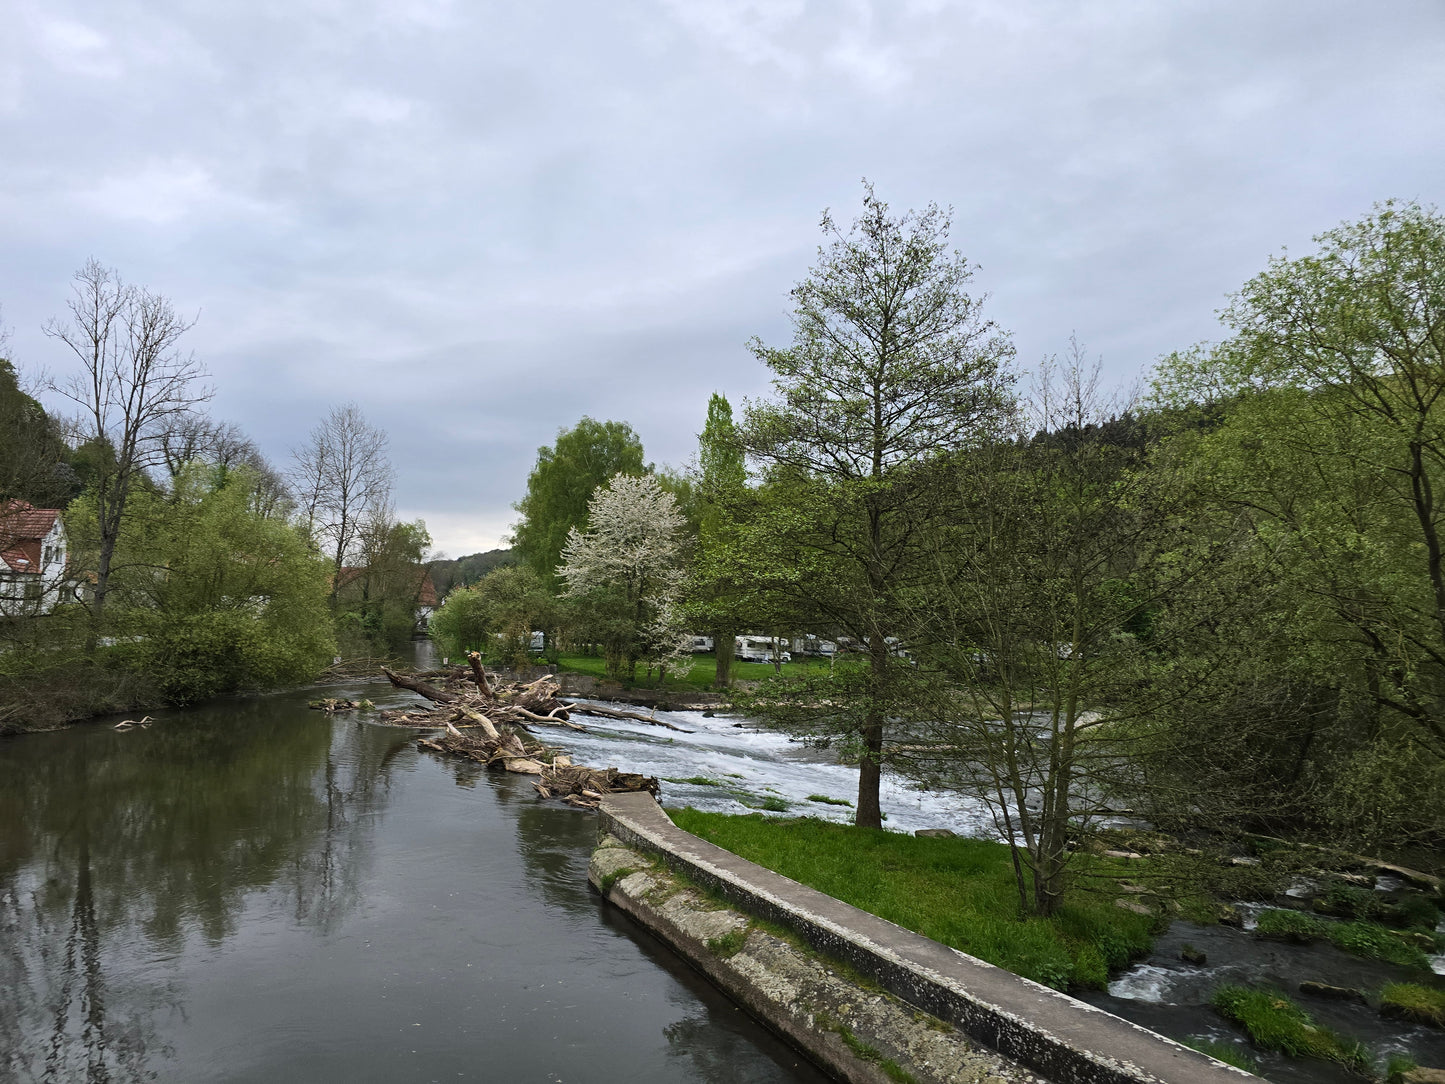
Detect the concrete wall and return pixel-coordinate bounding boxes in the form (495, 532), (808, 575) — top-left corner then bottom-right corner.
(597, 792), (1259, 1084)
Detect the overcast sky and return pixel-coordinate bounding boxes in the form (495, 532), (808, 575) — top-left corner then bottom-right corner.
(4, 0), (1443, 557)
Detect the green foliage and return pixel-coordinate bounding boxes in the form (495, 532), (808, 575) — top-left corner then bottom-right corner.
(331, 517), (432, 655)
(1211, 984), (1370, 1070)
(1143, 201), (1445, 846)
(1254, 908), (1432, 969)
(512, 417), (646, 587)
(669, 809), (1159, 991)
(807, 794), (853, 806)
(430, 565), (553, 665)
(705, 928), (749, 958)
(1379, 982), (1445, 1028)
(427, 547), (516, 597)
(0, 357), (77, 506)
(1180, 1038), (1259, 1073)
(102, 467), (335, 702)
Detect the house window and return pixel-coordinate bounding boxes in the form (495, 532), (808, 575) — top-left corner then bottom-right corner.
(25, 580), (42, 601)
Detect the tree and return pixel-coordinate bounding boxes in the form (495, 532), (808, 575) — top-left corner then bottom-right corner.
(1145, 201), (1445, 848)
(557, 473), (691, 681)
(77, 464), (334, 702)
(45, 260), (210, 645)
(289, 403), (393, 604)
(689, 393), (749, 688)
(0, 311), (77, 508)
(904, 346), (1231, 916)
(158, 415), (290, 517)
(740, 182), (1014, 828)
(431, 565), (553, 666)
(512, 417), (646, 588)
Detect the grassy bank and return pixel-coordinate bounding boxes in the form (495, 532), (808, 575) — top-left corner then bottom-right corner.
(553, 651), (832, 691)
(668, 809), (1161, 991)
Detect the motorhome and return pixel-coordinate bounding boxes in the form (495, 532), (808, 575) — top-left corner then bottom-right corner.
(734, 635), (790, 664)
(690, 636), (714, 653)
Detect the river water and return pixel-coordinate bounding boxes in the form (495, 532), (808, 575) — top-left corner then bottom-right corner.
(7, 659), (1442, 1084)
(0, 672), (830, 1084)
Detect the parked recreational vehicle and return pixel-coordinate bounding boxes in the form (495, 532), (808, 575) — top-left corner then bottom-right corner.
(734, 635), (790, 664)
(690, 635), (714, 653)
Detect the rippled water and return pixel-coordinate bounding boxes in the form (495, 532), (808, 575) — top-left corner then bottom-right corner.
(0, 673), (829, 1084)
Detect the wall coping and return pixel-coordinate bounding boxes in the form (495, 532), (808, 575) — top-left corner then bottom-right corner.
(599, 792), (1259, 1084)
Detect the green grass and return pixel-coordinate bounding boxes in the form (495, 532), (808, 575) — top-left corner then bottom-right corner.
(667, 776), (724, 787)
(1181, 1037), (1259, 1073)
(706, 927), (749, 958)
(808, 793), (854, 806)
(667, 809), (1160, 991)
(1379, 982), (1445, 1028)
(1254, 908), (1433, 969)
(1211, 985), (1370, 1071)
(552, 651), (833, 691)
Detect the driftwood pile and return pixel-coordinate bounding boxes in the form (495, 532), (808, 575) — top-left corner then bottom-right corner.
(378, 652), (664, 809)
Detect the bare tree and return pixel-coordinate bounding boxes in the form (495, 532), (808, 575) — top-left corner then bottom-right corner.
(158, 415), (291, 518)
(45, 259), (210, 638)
(290, 403), (393, 602)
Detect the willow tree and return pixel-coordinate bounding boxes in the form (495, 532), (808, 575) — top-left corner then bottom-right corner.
(740, 182), (1014, 828)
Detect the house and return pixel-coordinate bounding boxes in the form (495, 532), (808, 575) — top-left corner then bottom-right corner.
(0, 500), (68, 617)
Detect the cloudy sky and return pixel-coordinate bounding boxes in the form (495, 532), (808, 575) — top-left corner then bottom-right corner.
(4, 0), (1443, 557)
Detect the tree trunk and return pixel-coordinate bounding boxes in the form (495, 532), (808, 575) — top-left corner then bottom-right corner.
(713, 626), (734, 689)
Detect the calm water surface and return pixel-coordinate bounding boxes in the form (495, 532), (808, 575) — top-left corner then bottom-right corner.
(0, 678), (829, 1084)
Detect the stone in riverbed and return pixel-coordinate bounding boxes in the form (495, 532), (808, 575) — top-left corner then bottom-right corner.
(1298, 981), (1367, 1003)
(914, 828), (956, 839)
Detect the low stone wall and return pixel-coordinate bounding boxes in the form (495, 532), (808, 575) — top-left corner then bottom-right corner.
(591, 835), (1042, 1084)
(597, 792), (1259, 1084)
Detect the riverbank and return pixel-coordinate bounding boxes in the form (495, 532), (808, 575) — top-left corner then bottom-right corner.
(597, 792), (1255, 1084)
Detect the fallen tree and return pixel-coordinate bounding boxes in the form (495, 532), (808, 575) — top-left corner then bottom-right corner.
(378, 661), (660, 809)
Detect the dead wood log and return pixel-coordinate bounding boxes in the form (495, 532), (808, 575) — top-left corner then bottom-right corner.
(466, 652), (492, 696)
(382, 667), (457, 704)
(564, 700), (690, 732)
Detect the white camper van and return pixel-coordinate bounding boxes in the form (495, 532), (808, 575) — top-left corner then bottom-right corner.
(735, 635), (790, 664)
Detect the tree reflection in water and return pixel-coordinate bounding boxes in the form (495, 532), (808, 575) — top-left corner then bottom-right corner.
(0, 702), (413, 1083)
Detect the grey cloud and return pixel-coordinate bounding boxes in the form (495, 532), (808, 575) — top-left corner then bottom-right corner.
(4, 0), (1443, 556)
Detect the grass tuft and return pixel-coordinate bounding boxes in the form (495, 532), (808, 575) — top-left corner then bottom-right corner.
(1181, 1037), (1259, 1073)
(668, 776), (724, 787)
(1254, 909), (1432, 969)
(807, 793), (854, 806)
(705, 927), (749, 958)
(1379, 982), (1445, 1029)
(1211, 985), (1370, 1071)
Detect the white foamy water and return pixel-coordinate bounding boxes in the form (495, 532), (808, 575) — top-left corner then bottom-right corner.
(556, 704), (998, 837)
(1107, 965), (1176, 1003)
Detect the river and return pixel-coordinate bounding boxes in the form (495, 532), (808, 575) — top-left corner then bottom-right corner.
(6, 659), (1442, 1084)
(0, 669), (831, 1084)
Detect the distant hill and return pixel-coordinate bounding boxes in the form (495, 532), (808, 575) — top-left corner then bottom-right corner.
(428, 548), (518, 598)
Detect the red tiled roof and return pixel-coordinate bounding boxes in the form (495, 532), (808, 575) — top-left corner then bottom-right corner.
(0, 500), (60, 576)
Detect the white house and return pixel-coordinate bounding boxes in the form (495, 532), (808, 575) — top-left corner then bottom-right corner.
(0, 500), (68, 617)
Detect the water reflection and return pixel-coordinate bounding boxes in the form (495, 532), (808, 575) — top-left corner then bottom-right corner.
(0, 685), (824, 1084)
(0, 701), (414, 1082)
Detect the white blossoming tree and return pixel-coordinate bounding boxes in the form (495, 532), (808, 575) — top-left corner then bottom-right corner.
(557, 473), (692, 681)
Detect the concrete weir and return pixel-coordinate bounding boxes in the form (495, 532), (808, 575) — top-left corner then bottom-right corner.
(593, 793), (1260, 1084)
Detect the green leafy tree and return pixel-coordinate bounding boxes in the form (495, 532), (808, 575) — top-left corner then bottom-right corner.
(689, 393), (749, 688)
(430, 565), (553, 666)
(0, 340), (76, 507)
(739, 183), (1014, 828)
(512, 417), (646, 588)
(88, 465), (334, 702)
(1147, 200), (1445, 847)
